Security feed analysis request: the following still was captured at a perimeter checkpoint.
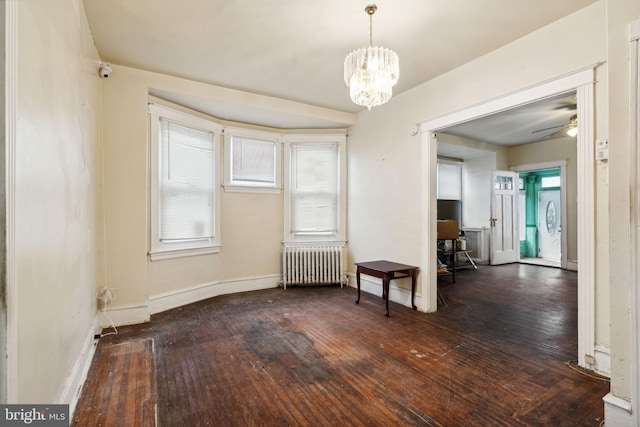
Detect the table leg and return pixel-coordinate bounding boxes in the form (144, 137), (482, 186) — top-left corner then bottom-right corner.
(384, 277), (390, 317)
(355, 268), (361, 304)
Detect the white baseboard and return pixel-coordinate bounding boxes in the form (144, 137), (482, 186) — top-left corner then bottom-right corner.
(59, 318), (99, 418)
(99, 303), (151, 328)
(347, 273), (421, 310)
(603, 393), (634, 426)
(100, 274), (282, 328)
(148, 274), (281, 315)
(566, 259), (578, 271)
(594, 345), (611, 377)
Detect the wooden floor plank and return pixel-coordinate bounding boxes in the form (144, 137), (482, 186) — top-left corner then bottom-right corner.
(73, 339), (156, 427)
(73, 264), (608, 426)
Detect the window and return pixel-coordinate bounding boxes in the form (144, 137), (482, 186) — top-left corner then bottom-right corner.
(284, 134), (347, 242)
(148, 102), (222, 260)
(541, 175), (561, 188)
(437, 159), (462, 200)
(223, 129), (281, 193)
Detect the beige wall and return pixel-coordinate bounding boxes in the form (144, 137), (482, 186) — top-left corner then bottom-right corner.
(13, 0), (103, 402)
(347, 0), (608, 346)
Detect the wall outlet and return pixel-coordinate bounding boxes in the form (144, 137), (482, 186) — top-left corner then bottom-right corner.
(97, 287), (113, 306)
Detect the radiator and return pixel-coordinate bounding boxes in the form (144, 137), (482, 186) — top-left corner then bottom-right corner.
(282, 245), (345, 289)
(463, 227), (489, 263)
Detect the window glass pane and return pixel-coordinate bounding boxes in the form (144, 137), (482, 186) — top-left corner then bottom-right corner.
(541, 176), (560, 188)
(231, 136), (275, 185)
(160, 119), (214, 241)
(291, 144), (338, 233)
(505, 176), (513, 190)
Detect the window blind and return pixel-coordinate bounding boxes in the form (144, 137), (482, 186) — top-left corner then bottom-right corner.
(231, 136), (276, 185)
(160, 119), (215, 241)
(290, 144), (338, 233)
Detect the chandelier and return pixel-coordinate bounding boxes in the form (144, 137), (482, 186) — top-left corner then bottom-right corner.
(344, 4), (399, 110)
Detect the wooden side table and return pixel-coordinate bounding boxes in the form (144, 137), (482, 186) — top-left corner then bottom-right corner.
(355, 260), (419, 316)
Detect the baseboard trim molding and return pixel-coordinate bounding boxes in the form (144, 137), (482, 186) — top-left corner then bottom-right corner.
(594, 345), (611, 377)
(148, 274), (281, 315)
(566, 260), (578, 271)
(100, 304), (151, 328)
(603, 393), (634, 426)
(60, 319), (99, 418)
(346, 273), (421, 310)
(102, 275), (281, 328)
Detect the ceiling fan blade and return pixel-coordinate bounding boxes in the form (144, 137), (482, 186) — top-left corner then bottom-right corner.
(544, 126), (572, 139)
(553, 103), (577, 111)
(532, 124), (566, 133)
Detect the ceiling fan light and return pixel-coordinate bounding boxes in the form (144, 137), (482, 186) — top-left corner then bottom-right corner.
(567, 127), (578, 137)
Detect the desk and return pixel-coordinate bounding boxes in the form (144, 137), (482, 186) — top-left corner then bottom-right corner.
(355, 260), (419, 316)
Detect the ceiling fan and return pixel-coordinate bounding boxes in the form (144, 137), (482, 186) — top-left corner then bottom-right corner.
(532, 114), (578, 138)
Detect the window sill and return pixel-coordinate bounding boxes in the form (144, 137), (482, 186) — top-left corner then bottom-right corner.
(148, 245), (221, 261)
(223, 184), (281, 194)
(285, 233), (346, 244)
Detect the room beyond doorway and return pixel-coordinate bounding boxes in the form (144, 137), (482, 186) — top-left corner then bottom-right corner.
(518, 168), (562, 268)
(420, 66), (595, 370)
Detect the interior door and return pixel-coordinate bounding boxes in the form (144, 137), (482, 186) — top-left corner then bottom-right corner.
(490, 171), (519, 265)
(538, 190), (562, 261)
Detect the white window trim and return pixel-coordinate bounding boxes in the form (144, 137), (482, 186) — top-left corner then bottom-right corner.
(148, 102), (222, 261)
(282, 133), (347, 244)
(223, 127), (282, 194)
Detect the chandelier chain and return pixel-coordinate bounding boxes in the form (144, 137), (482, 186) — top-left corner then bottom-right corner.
(366, 4), (377, 46)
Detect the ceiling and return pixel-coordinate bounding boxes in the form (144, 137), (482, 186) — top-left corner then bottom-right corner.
(438, 92), (578, 159)
(82, 0), (595, 132)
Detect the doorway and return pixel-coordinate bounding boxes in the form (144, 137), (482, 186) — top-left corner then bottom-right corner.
(517, 167), (564, 268)
(419, 66), (596, 369)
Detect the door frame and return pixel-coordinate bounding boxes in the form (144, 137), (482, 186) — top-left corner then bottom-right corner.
(628, 18), (640, 425)
(5, 0), (18, 401)
(511, 161), (568, 269)
(419, 64), (597, 369)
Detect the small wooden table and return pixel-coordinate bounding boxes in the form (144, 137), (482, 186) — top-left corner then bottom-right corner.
(355, 260), (419, 316)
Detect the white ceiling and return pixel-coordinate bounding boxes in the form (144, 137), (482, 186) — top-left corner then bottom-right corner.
(441, 92), (578, 147)
(83, 0), (595, 131)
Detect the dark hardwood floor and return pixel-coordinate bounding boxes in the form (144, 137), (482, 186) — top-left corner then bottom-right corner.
(73, 264), (609, 426)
